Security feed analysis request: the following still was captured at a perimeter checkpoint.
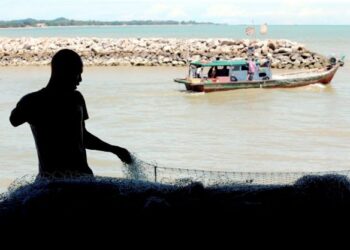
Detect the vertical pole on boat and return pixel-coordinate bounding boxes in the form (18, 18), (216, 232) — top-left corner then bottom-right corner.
(245, 20), (256, 60)
(154, 165), (157, 183)
(186, 39), (191, 78)
(252, 19), (256, 41)
(187, 39), (190, 66)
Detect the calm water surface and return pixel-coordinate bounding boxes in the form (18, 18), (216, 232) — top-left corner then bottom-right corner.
(1, 65), (350, 192)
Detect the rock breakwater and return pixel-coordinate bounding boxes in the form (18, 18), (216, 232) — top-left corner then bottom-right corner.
(0, 37), (329, 68)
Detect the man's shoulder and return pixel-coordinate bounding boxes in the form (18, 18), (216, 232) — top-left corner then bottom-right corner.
(73, 90), (84, 98)
(18, 89), (45, 104)
(73, 90), (86, 103)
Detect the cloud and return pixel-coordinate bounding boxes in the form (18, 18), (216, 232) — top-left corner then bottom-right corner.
(204, 5), (246, 18)
(140, 3), (187, 20)
(198, 0), (350, 24)
(169, 7), (187, 18)
(148, 3), (169, 15)
(1, 0), (350, 24)
(299, 8), (328, 17)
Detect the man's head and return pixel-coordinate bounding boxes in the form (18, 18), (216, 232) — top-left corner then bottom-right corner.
(49, 49), (83, 91)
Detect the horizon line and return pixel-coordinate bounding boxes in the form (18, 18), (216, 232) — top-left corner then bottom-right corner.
(1, 17), (350, 26)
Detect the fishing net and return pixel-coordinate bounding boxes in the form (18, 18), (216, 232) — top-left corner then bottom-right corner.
(1, 154), (350, 226)
(122, 154), (350, 186)
(2, 154), (350, 197)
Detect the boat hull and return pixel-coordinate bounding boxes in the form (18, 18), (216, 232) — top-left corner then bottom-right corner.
(175, 64), (340, 93)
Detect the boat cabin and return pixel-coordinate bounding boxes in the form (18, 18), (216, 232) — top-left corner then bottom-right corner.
(188, 59), (272, 83)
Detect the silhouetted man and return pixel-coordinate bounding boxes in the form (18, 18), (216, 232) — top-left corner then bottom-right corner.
(10, 49), (132, 178)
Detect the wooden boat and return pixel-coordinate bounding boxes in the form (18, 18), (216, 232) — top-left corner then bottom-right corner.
(174, 58), (344, 93)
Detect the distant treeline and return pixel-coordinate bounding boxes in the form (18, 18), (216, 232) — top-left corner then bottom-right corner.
(0, 17), (215, 28)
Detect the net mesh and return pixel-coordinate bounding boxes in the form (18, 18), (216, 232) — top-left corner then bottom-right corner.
(3, 154), (350, 196)
(122, 155), (350, 186)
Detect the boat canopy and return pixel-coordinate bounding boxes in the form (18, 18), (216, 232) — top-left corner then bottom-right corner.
(190, 59), (247, 67)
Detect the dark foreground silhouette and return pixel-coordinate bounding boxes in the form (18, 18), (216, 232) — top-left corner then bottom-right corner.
(1, 174), (350, 231)
(10, 49), (132, 178)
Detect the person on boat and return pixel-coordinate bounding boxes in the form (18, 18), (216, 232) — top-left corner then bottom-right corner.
(9, 49), (133, 178)
(196, 66), (204, 78)
(208, 66), (217, 78)
(248, 58), (256, 81)
(254, 59), (260, 74)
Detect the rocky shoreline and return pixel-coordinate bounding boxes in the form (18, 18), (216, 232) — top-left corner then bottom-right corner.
(0, 37), (329, 68)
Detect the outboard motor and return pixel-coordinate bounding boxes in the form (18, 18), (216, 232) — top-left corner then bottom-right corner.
(329, 56), (337, 66)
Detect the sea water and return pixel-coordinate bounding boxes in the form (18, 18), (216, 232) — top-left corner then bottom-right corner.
(0, 25), (350, 192)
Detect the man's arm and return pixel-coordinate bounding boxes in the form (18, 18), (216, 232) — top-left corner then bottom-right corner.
(9, 97), (29, 127)
(84, 126), (132, 164)
(10, 108), (26, 127)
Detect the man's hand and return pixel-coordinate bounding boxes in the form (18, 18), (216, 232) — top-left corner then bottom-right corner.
(112, 146), (133, 164)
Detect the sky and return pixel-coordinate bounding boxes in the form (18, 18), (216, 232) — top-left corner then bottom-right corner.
(1, 0), (350, 25)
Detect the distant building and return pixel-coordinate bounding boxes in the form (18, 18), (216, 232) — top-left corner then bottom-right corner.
(36, 23), (47, 28)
